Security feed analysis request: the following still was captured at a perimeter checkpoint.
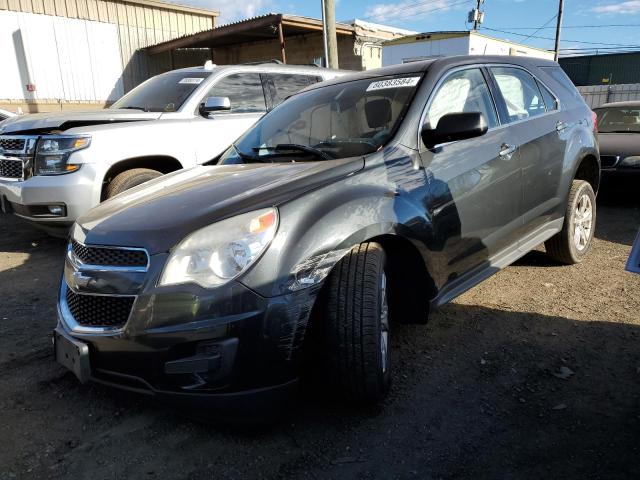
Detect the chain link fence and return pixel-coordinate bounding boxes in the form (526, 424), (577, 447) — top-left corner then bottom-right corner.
(577, 84), (640, 108)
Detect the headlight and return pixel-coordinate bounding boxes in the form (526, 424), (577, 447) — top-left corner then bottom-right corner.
(34, 135), (90, 175)
(159, 208), (278, 288)
(620, 156), (640, 168)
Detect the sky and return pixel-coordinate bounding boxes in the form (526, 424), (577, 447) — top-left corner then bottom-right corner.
(171, 0), (640, 57)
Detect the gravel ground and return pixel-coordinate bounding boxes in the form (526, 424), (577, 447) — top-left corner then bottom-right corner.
(1, 182), (639, 480)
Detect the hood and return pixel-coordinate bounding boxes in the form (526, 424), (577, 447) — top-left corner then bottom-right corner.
(0, 109), (162, 134)
(598, 132), (640, 157)
(75, 158), (364, 254)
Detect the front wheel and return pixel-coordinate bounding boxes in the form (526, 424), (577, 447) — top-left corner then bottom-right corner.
(324, 242), (391, 404)
(105, 168), (162, 199)
(545, 179), (596, 264)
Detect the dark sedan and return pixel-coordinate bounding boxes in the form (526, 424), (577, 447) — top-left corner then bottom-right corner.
(54, 56), (599, 418)
(594, 101), (640, 173)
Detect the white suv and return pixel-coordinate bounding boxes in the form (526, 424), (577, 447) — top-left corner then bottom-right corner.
(0, 62), (343, 236)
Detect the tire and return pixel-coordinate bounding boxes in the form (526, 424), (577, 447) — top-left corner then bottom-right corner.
(545, 179), (596, 264)
(324, 242), (391, 404)
(105, 168), (162, 199)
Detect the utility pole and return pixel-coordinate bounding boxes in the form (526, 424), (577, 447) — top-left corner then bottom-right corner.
(553, 0), (565, 61)
(473, 0), (482, 31)
(321, 0), (339, 68)
(469, 0), (485, 31)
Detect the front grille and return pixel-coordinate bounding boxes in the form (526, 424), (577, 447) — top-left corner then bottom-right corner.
(0, 159), (23, 179)
(0, 138), (25, 152)
(600, 155), (619, 168)
(66, 289), (135, 328)
(71, 240), (148, 268)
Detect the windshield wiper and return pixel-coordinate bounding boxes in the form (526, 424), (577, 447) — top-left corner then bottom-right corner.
(253, 144), (333, 160)
(120, 106), (149, 112)
(232, 143), (262, 162)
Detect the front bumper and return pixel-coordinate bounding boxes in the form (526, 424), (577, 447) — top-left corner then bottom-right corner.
(0, 164), (100, 227)
(55, 262), (320, 411)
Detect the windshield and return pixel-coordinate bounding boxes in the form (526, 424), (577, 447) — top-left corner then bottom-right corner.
(595, 107), (640, 133)
(111, 71), (210, 112)
(218, 74), (423, 163)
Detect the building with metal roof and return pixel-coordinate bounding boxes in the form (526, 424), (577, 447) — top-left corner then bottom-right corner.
(143, 13), (414, 71)
(0, 0), (218, 113)
(559, 51), (640, 86)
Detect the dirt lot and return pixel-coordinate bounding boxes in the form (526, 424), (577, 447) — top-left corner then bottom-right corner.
(1, 182), (639, 480)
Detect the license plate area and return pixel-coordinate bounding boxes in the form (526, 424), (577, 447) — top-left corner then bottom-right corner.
(54, 330), (91, 383)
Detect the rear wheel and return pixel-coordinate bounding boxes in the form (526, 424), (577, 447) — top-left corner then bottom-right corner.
(324, 242), (391, 404)
(545, 179), (596, 264)
(105, 168), (162, 199)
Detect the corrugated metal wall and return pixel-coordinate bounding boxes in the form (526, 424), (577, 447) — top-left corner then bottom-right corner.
(577, 84), (640, 108)
(0, 10), (124, 102)
(0, 0), (216, 105)
(560, 52), (640, 86)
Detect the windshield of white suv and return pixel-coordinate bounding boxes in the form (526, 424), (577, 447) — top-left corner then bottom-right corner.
(596, 107), (640, 133)
(218, 74), (423, 163)
(110, 71), (210, 112)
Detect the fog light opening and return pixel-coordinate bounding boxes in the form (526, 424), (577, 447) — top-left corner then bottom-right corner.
(47, 205), (66, 217)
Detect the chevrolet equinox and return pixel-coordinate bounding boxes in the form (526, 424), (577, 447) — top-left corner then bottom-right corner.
(54, 56), (600, 417)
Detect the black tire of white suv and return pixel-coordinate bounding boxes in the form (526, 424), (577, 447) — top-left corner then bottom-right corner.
(106, 168), (162, 199)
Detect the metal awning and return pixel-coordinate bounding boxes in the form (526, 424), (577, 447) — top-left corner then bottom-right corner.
(144, 13), (354, 57)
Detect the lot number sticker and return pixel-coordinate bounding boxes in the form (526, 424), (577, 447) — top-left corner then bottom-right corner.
(366, 77), (421, 92)
(179, 78), (204, 85)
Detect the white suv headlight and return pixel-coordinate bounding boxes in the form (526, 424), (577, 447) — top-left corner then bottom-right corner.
(159, 208), (278, 288)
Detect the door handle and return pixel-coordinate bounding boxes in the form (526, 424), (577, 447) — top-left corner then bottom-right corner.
(556, 121), (567, 131)
(499, 143), (517, 159)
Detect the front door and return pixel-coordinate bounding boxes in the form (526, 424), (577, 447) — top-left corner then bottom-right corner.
(419, 67), (523, 287)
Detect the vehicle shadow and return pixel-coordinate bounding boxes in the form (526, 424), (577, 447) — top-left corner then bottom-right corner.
(596, 177), (640, 246)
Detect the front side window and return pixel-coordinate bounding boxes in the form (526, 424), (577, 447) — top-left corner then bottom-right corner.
(218, 74), (422, 163)
(208, 73), (266, 113)
(111, 71), (210, 112)
(426, 68), (498, 129)
(491, 67), (546, 122)
(595, 107), (640, 133)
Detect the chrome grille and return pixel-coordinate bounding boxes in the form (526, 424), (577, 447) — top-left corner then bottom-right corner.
(0, 138), (26, 152)
(0, 159), (23, 179)
(66, 289), (135, 328)
(71, 240), (148, 268)
(600, 155), (619, 168)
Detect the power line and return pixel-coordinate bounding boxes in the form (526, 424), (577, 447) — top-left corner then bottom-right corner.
(490, 24), (640, 30)
(362, 0), (472, 21)
(480, 26), (640, 49)
(523, 14), (557, 41)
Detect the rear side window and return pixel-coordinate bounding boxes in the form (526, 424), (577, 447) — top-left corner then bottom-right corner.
(208, 73), (266, 113)
(540, 66), (582, 102)
(269, 74), (318, 105)
(426, 68), (499, 129)
(490, 67), (546, 122)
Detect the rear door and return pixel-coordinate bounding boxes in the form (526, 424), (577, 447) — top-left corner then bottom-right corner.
(487, 65), (567, 236)
(418, 66), (523, 281)
(191, 72), (268, 163)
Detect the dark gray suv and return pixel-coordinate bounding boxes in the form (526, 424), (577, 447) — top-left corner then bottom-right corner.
(54, 56), (599, 418)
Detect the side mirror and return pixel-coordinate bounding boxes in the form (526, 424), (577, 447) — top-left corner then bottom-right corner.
(201, 96), (231, 115)
(421, 112), (488, 149)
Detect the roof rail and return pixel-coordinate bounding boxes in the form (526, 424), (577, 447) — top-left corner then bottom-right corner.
(240, 59), (284, 65)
